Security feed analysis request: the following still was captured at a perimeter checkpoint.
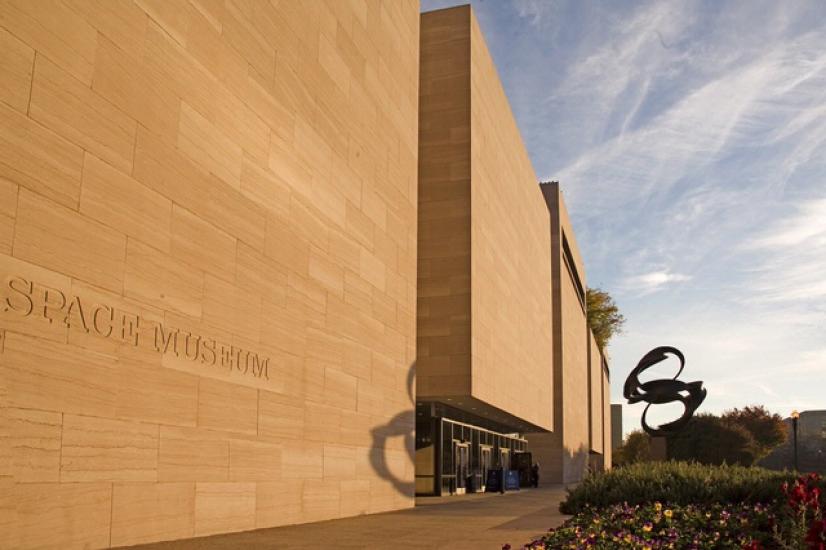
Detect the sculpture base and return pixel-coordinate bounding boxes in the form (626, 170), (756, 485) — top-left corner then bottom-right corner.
(649, 436), (668, 461)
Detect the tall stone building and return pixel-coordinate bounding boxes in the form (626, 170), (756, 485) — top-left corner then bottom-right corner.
(0, 1), (610, 547)
(416, 5), (554, 495)
(524, 183), (612, 485)
(416, 6), (611, 493)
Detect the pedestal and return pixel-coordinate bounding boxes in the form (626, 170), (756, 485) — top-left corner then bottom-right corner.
(650, 436), (668, 461)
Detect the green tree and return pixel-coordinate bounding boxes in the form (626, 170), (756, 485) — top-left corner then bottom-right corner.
(667, 414), (759, 466)
(721, 405), (787, 459)
(614, 430), (652, 466)
(586, 288), (626, 349)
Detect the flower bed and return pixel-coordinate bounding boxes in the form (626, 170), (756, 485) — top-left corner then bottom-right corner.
(520, 501), (775, 549)
(504, 472), (825, 550)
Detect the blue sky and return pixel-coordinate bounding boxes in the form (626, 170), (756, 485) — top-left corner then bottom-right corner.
(421, 0), (826, 436)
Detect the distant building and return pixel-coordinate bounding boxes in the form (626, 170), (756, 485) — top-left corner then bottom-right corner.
(798, 410), (826, 441)
(759, 410), (826, 474)
(611, 404), (624, 452)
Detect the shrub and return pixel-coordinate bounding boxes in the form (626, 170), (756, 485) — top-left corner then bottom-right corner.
(722, 405), (787, 459)
(560, 461), (802, 514)
(614, 430), (652, 466)
(667, 414), (759, 466)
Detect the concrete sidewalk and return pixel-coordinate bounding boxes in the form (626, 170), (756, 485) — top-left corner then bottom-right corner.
(129, 486), (570, 550)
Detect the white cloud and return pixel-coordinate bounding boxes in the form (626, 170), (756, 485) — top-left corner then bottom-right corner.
(514, 0), (560, 29)
(742, 199), (826, 304)
(456, 0), (826, 424)
(747, 199), (826, 249)
(624, 270), (691, 293)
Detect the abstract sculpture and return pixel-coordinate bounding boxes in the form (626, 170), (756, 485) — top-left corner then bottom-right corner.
(623, 346), (707, 436)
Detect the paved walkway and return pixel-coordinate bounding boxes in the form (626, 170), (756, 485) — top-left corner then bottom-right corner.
(131, 486), (570, 550)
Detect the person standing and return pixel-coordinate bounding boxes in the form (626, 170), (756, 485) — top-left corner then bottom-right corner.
(531, 463), (540, 488)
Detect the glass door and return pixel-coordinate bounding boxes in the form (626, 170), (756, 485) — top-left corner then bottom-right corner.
(480, 446), (492, 490)
(454, 442), (469, 494)
(499, 448), (510, 471)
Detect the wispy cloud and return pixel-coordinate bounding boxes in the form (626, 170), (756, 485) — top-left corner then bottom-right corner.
(747, 199), (826, 249)
(624, 270), (691, 294)
(420, 0), (826, 428)
(514, 0), (560, 29)
(525, 1), (826, 425)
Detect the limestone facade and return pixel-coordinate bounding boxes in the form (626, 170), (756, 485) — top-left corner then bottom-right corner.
(0, 1), (419, 548)
(418, 5), (553, 433)
(418, 6), (611, 489)
(526, 182), (612, 485)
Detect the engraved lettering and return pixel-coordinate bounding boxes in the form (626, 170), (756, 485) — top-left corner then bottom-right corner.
(220, 344), (234, 369)
(233, 347), (247, 373)
(41, 287), (67, 324)
(5, 277), (34, 316)
(253, 354), (269, 379)
(241, 350), (250, 374)
(200, 338), (217, 365)
(120, 312), (140, 346)
(64, 296), (90, 332)
(249, 353), (259, 377)
(3, 275), (274, 383)
(183, 332), (200, 361)
(92, 305), (114, 337)
(154, 324), (179, 355)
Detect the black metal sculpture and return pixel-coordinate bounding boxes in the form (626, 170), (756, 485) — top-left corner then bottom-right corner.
(624, 346), (707, 436)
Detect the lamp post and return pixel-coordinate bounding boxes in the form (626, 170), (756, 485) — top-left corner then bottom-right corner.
(790, 410), (800, 472)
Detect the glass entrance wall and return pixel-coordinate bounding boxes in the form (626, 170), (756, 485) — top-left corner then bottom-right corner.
(416, 409), (528, 496)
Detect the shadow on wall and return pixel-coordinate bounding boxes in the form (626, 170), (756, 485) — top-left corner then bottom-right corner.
(369, 363), (416, 496)
(562, 443), (592, 485)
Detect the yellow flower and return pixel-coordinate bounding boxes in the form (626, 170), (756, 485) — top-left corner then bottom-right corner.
(664, 509), (673, 519)
(654, 502), (662, 512)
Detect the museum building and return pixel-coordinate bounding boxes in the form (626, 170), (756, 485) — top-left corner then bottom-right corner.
(0, 1), (610, 548)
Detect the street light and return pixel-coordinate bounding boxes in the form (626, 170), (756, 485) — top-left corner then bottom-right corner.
(790, 410), (800, 472)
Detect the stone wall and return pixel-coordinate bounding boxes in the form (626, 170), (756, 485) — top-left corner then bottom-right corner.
(417, 5), (472, 399)
(603, 364), (613, 469)
(418, 6), (553, 431)
(557, 189), (590, 484)
(527, 183), (598, 485)
(589, 331), (603, 454)
(468, 9), (553, 430)
(0, 1), (419, 547)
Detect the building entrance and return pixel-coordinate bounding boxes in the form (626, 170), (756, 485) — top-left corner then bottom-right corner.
(415, 403), (528, 496)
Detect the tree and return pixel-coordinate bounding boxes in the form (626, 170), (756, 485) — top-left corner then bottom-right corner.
(586, 287), (626, 349)
(666, 414), (759, 466)
(722, 405), (787, 459)
(614, 431), (652, 466)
